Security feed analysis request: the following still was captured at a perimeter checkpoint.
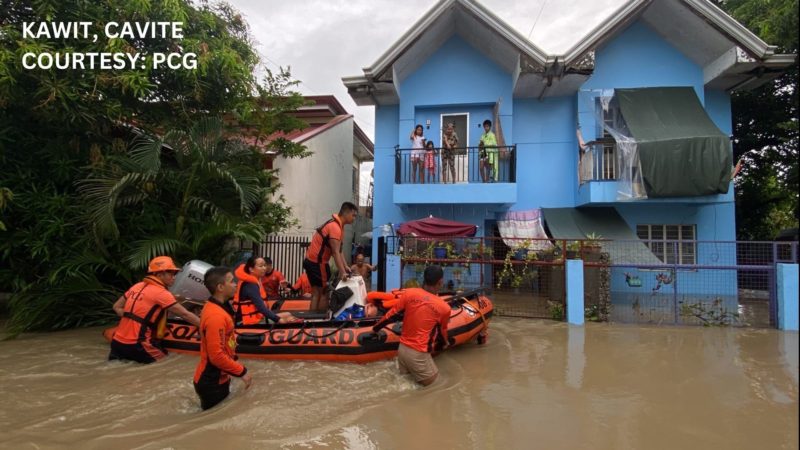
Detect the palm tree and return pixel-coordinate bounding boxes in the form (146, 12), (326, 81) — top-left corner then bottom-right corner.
(80, 116), (293, 270)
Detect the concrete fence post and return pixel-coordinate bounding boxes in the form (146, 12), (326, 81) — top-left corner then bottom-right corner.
(386, 254), (402, 292)
(566, 259), (585, 325)
(777, 263), (799, 331)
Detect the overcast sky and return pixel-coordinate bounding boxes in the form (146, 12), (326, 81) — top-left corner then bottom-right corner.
(225, 0), (627, 202)
(227, 0), (626, 140)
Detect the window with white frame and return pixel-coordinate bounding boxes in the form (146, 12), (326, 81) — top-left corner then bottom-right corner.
(636, 224), (696, 265)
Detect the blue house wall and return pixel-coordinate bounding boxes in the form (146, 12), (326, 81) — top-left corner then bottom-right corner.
(371, 20), (738, 297)
(575, 21), (737, 297)
(513, 97), (578, 209)
(398, 36), (513, 145)
(581, 21), (705, 98)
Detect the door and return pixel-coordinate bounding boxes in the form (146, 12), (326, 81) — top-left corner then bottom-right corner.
(441, 113), (469, 183)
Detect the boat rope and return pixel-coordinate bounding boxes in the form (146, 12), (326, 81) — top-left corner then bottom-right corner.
(299, 321), (347, 339)
(463, 297), (489, 334)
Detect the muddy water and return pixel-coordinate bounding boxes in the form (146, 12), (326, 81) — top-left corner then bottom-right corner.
(0, 319), (797, 449)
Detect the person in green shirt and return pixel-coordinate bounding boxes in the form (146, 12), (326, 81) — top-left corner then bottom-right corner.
(479, 119), (498, 182)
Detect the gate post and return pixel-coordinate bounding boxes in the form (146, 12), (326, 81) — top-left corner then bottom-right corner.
(566, 259), (585, 325)
(777, 263), (799, 331)
(386, 254), (402, 291)
(377, 236), (387, 292)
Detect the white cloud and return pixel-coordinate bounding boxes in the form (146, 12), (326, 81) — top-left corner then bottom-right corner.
(226, 0), (628, 207)
(226, 0), (627, 142)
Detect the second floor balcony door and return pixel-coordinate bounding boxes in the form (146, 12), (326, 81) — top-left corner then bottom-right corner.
(441, 113), (469, 183)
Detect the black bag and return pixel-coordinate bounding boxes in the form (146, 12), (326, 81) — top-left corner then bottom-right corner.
(329, 286), (354, 313)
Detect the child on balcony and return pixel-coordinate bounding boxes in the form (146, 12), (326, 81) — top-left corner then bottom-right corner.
(479, 119), (498, 182)
(409, 124), (425, 184)
(424, 140), (437, 183)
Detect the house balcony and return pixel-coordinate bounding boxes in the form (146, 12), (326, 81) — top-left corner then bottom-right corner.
(577, 145), (734, 206)
(393, 145), (517, 204)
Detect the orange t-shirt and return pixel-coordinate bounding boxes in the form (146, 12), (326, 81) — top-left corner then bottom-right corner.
(113, 278), (176, 345)
(379, 288), (450, 353)
(261, 269), (285, 299)
(305, 214), (343, 264)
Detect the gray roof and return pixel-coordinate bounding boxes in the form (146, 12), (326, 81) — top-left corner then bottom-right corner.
(343, 0), (796, 105)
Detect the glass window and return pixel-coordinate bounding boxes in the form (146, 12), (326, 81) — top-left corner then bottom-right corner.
(638, 224), (697, 265)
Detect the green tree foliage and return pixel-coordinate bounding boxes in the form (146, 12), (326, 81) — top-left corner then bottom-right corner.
(0, 1), (309, 334)
(79, 116), (296, 269)
(717, 0), (799, 239)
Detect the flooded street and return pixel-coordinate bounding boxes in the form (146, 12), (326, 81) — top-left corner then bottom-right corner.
(0, 318), (797, 449)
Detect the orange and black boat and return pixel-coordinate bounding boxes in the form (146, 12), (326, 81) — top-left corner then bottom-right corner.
(103, 289), (493, 363)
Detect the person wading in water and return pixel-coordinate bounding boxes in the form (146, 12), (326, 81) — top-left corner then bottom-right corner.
(109, 256), (200, 364)
(193, 266), (252, 410)
(373, 265), (450, 386)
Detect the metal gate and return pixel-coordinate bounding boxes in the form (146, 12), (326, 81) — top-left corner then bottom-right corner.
(251, 235), (310, 286)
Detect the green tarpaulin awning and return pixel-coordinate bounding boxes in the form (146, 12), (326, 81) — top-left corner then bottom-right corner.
(616, 87), (732, 198)
(541, 207), (663, 266)
(541, 207), (637, 240)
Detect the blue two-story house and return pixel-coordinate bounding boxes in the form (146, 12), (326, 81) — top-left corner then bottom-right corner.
(343, 0), (794, 298)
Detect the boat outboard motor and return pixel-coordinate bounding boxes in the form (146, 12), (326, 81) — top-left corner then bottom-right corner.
(170, 260), (213, 301)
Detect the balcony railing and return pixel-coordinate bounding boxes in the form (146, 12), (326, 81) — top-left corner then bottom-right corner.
(394, 145), (516, 184)
(579, 141), (617, 183)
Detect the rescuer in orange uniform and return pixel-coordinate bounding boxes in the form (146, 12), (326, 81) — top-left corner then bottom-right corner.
(109, 256), (200, 364)
(291, 273), (313, 298)
(373, 265), (451, 386)
(260, 257), (289, 299)
(303, 202), (358, 311)
(194, 266), (253, 410)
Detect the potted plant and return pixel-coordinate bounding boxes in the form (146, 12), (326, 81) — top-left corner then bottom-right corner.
(566, 241), (580, 259)
(430, 240), (460, 260)
(538, 247), (556, 262)
(432, 241), (448, 259)
(509, 239), (530, 260)
(581, 233), (603, 261)
(464, 239), (481, 259)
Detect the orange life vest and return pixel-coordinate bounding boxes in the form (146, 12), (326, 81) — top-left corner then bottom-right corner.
(232, 264), (267, 325)
(115, 276), (175, 345)
(305, 214), (343, 264)
(366, 290), (404, 310)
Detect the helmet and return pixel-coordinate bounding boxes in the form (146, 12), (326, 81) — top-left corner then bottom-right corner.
(147, 256), (181, 273)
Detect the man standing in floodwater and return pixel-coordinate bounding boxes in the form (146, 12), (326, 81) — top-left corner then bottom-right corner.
(373, 265), (450, 386)
(194, 267), (252, 410)
(109, 256), (200, 364)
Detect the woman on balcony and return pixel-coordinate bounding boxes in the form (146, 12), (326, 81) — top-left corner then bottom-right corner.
(442, 122), (459, 183)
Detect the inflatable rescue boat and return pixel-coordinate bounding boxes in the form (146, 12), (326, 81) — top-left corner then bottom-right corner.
(103, 289), (493, 363)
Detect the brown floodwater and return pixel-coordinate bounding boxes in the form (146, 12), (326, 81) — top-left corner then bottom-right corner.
(0, 319), (797, 449)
